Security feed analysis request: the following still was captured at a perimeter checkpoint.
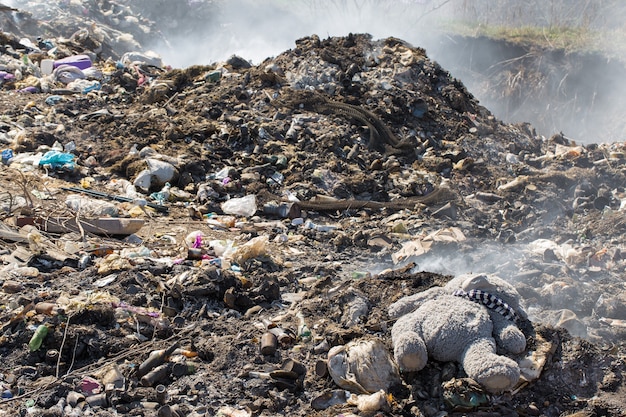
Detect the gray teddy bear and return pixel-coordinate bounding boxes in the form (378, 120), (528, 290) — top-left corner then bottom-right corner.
(388, 273), (528, 393)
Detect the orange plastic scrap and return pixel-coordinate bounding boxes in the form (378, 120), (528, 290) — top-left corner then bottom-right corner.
(589, 248), (609, 268)
(174, 348), (198, 358)
(554, 143), (584, 159)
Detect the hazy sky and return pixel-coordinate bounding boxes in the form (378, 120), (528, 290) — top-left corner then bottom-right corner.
(150, 0), (448, 68)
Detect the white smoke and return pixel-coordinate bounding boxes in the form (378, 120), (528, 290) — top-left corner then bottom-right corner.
(151, 0), (450, 67)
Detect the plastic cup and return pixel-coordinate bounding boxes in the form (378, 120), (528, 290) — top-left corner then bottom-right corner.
(41, 59), (54, 75)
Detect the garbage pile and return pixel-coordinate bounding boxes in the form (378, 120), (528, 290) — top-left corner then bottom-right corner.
(1, 3), (626, 417)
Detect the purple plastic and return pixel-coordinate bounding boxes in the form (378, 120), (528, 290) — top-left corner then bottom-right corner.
(18, 86), (39, 93)
(53, 54), (92, 70)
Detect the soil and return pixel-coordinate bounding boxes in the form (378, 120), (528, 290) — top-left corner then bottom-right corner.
(1, 5), (626, 417)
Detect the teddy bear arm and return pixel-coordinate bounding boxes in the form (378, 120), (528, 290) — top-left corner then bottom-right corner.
(490, 313), (526, 354)
(388, 287), (446, 318)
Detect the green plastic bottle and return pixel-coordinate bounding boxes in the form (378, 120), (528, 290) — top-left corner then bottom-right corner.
(29, 325), (49, 352)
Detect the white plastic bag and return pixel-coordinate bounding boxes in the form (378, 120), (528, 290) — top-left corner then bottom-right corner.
(66, 195), (118, 217)
(146, 158), (176, 184)
(221, 195), (257, 217)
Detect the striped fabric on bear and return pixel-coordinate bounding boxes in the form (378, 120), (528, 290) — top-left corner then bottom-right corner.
(453, 289), (519, 322)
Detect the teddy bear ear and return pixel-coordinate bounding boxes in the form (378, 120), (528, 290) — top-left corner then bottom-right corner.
(460, 274), (493, 291)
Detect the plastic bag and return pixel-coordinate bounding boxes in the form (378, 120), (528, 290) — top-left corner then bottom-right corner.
(231, 235), (269, 264)
(327, 338), (401, 394)
(120, 51), (163, 68)
(185, 230), (204, 248)
(39, 150), (75, 171)
(133, 159), (177, 192)
(66, 195), (119, 217)
(1, 149), (13, 164)
(209, 239), (236, 259)
(221, 195), (257, 217)
(146, 158), (176, 184)
(67, 79), (101, 94)
(133, 169), (152, 192)
(53, 64), (85, 84)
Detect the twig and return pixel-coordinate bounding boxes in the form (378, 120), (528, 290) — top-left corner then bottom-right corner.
(56, 313), (73, 378)
(414, 0), (452, 25)
(75, 209), (86, 242)
(542, 26), (555, 49)
(65, 337), (79, 377)
(136, 319), (145, 342)
(600, 148), (616, 172)
(162, 91), (179, 108)
(15, 169), (34, 208)
(155, 291), (168, 340)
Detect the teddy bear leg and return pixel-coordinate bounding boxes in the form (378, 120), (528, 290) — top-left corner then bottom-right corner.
(393, 331), (428, 372)
(461, 338), (520, 393)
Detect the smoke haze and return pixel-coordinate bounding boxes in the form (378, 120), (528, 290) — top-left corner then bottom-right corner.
(142, 0), (625, 144)
(151, 0), (445, 68)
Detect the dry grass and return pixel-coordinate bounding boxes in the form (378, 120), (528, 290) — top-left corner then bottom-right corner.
(440, 20), (626, 63)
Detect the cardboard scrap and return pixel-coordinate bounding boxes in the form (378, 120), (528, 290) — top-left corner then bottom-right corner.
(392, 227), (466, 264)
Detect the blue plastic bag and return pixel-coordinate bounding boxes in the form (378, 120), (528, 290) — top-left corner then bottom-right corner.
(39, 150), (76, 171)
(1, 149), (13, 165)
